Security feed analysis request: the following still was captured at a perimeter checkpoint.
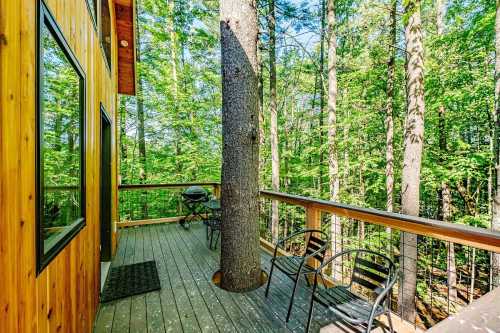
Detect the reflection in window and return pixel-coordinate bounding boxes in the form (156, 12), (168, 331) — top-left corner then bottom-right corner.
(101, 0), (112, 70)
(86, 0), (98, 29)
(38, 2), (85, 271)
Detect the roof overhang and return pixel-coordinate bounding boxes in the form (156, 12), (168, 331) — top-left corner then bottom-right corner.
(114, 0), (136, 96)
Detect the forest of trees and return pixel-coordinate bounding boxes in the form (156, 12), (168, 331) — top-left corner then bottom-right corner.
(118, 0), (500, 328)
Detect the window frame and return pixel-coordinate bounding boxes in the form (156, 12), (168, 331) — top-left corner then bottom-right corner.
(36, 0), (87, 275)
(85, 0), (98, 32)
(99, 0), (113, 73)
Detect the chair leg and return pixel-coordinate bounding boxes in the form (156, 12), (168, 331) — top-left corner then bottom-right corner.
(214, 230), (220, 249)
(265, 261), (275, 297)
(386, 310), (394, 333)
(285, 275), (300, 322)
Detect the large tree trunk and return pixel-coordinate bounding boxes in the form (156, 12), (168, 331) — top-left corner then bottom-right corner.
(385, 0), (396, 215)
(268, 0), (280, 243)
(399, 0), (426, 323)
(327, 0), (341, 278)
(492, 0), (500, 289)
(219, 0), (261, 292)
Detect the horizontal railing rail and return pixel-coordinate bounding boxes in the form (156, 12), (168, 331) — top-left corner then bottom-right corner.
(260, 190), (500, 253)
(119, 182), (221, 190)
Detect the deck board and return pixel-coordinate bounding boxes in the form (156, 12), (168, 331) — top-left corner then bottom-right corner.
(94, 222), (395, 333)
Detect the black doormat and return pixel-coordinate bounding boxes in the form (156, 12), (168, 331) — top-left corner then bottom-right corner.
(101, 260), (161, 303)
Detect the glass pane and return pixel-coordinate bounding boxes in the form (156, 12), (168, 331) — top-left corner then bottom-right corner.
(101, 0), (112, 69)
(41, 23), (83, 254)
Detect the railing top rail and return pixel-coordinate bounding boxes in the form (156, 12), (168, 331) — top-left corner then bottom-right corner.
(119, 182), (220, 190)
(260, 190), (500, 253)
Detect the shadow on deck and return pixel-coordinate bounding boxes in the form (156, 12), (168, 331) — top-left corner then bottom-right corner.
(93, 223), (399, 333)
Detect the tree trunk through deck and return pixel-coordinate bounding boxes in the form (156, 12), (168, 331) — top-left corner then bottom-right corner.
(492, 0), (500, 289)
(219, 0), (262, 292)
(268, 0), (280, 243)
(399, 0), (426, 323)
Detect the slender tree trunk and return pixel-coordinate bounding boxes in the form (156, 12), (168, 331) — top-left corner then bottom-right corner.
(327, 0), (341, 278)
(119, 97), (128, 184)
(399, 0), (426, 323)
(441, 184), (457, 301)
(136, 8), (148, 218)
(219, 0), (261, 292)
(435, 0), (457, 301)
(268, 0), (280, 243)
(492, 0), (500, 289)
(319, 0), (326, 196)
(386, 0), (396, 215)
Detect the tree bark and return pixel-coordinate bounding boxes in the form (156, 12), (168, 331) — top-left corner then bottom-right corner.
(492, 0), (500, 289)
(268, 0), (280, 243)
(399, 0), (426, 323)
(327, 0), (341, 278)
(219, 0), (261, 292)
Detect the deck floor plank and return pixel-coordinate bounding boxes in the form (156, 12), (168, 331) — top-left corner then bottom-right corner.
(184, 224), (290, 332)
(142, 226), (167, 333)
(148, 223), (184, 333)
(112, 227), (136, 333)
(172, 224), (270, 333)
(170, 224), (271, 333)
(94, 222), (348, 333)
(165, 224), (225, 332)
(130, 227), (149, 333)
(156, 224), (202, 332)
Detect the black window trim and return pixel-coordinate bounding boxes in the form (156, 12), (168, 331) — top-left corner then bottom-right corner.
(36, 0), (87, 275)
(85, 0), (98, 32)
(99, 0), (113, 74)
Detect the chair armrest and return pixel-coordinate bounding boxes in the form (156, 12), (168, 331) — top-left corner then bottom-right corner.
(274, 228), (324, 249)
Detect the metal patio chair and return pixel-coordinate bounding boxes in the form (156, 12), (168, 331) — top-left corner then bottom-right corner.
(205, 206), (221, 250)
(179, 186), (209, 230)
(265, 229), (329, 323)
(305, 249), (399, 333)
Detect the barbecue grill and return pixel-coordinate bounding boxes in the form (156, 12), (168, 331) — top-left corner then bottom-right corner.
(180, 186), (209, 230)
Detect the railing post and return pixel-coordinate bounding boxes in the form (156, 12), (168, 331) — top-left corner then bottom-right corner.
(213, 184), (221, 199)
(306, 205), (321, 269)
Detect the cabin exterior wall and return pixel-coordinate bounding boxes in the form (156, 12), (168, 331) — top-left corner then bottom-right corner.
(0, 0), (120, 332)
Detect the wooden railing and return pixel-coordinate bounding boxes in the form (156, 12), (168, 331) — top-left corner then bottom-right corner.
(117, 182), (500, 330)
(117, 182), (220, 227)
(260, 190), (500, 253)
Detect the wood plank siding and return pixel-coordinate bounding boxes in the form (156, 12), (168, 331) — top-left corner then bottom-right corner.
(0, 0), (124, 332)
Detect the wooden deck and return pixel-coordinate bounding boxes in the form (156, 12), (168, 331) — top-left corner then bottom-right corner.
(93, 222), (398, 333)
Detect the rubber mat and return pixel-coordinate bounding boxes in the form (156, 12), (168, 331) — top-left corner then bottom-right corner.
(100, 260), (161, 302)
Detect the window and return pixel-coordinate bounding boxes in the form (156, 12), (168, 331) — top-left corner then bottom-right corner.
(37, 1), (86, 273)
(100, 0), (112, 70)
(85, 0), (98, 30)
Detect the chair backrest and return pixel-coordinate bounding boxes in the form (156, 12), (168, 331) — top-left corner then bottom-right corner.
(304, 233), (328, 264)
(350, 250), (396, 300)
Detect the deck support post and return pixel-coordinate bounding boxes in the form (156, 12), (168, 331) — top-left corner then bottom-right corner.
(305, 206), (321, 269)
